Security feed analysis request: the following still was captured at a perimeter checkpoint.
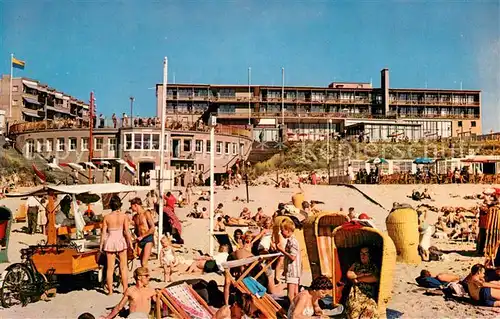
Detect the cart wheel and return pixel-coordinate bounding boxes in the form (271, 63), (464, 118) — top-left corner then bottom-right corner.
(0, 264), (34, 308)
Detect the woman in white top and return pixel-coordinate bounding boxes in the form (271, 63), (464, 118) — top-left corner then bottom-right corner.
(288, 276), (332, 318)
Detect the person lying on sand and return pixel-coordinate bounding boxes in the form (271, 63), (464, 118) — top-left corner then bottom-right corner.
(102, 267), (156, 319)
(466, 264), (500, 307)
(416, 269), (460, 288)
(224, 215), (256, 226)
(185, 245), (229, 274)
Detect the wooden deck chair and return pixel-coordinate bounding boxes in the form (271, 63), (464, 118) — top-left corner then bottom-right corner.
(484, 206), (500, 266)
(14, 204), (27, 223)
(155, 282), (215, 319)
(221, 253), (287, 319)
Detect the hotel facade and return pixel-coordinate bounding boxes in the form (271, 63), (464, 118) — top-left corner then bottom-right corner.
(156, 69), (481, 142)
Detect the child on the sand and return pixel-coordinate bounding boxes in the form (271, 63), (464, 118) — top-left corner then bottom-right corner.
(277, 219), (301, 303)
(160, 236), (178, 282)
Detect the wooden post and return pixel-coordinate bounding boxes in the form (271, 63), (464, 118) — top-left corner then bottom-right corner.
(47, 191), (57, 245)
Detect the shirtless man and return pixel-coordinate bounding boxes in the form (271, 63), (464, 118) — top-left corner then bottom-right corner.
(130, 197), (155, 267)
(466, 264), (500, 307)
(103, 267), (156, 319)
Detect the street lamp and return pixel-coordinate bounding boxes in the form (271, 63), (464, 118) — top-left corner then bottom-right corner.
(248, 67), (251, 126)
(327, 119), (332, 183)
(208, 114), (217, 255)
(129, 96), (135, 128)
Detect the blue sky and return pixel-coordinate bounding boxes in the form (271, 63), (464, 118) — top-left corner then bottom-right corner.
(1, 1), (499, 131)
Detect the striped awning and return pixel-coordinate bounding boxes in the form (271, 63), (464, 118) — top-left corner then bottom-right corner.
(23, 97), (41, 105)
(22, 81), (38, 90)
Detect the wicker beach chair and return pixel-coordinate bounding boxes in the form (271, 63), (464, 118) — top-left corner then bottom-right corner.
(332, 225), (396, 318)
(155, 282), (215, 319)
(385, 207), (421, 264)
(303, 212), (349, 303)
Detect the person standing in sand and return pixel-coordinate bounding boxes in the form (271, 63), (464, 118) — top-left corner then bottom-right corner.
(130, 197), (155, 267)
(466, 264), (500, 307)
(103, 267), (156, 319)
(100, 195), (134, 295)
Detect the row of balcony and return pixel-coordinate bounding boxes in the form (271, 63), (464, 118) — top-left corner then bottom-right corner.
(215, 111), (480, 120)
(164, 94), (480, 106)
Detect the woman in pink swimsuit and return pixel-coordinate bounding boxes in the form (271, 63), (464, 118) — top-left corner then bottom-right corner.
(100, 195), (133, 295)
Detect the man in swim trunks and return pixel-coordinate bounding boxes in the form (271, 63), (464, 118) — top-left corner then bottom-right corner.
(103, 267), (156, 319)
(466, 264), (500, 307)
(131, 197), (155, 267)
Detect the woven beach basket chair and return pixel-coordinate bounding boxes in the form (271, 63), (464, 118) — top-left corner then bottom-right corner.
(484, 206), (500, 266)
(303, 211), (349, 279)
(332, 225), (396, 318)
(385, 207), (421, 264)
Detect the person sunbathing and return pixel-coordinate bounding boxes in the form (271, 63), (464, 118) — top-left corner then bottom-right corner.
(239, 207), (251, 220)
(185, 245), (230, 274)
(416, 269), (460, 288)
(224, 215), (254, 226)
(466, 264), (500, 307)
(450, 217), (470, 240)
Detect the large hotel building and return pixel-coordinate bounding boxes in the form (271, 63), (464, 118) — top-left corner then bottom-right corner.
(157, 69), (481, 142)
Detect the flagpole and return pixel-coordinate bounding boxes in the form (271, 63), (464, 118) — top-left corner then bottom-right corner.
(158, 56), (167, 257)
(9, 54), (13, 119)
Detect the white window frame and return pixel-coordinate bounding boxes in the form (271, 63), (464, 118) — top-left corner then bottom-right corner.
(216, 141), (222, 154)
(124, 133), (132, 151)
(57, 138), (65, 152)
(94, 137), (103, 150)
(225, 142), (230, 154)
(69, 138), (77, 151)
(108, 138), (117, 151)
(46, 139), (53, 152)
(232, 142), (238, 155)
(195, 140), (203, 153)
(206, 140), (211, 153)
(36, 139), (43, 153)
(81, 138), (89, 151)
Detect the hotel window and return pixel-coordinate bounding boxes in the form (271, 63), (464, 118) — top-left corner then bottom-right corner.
(198, 164), (204, 172)
(36, 139), (43, 153)
(206, 140), (211, 153)
(232, 143), (238, 155)
(240, 143), (245, 155)
(81, 138), (89, 151)
(216, 141), (223, 154)
(471, 121), (477, 127)
(46, 139), (53, 152)
(109, 138), (117, 151)
(57, 138), (65, 152)
(195, 140), (203, 153)
(225, 142), (230, 154)
(152, 134), (160, 150)
(69, 138), (77, 151)
(94, 137), (103, 150)
(12, 86), (18, 92)
(184, 140), (192, 152)
(124, 134), (132, 150)
(143, 134), (151, 150)
(458, 121), (463, 127)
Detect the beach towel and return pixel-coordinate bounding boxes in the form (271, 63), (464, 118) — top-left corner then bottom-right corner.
(163, 205), (182, 235)
(415, 276), (445, 289)
(242, 277), (267, 298)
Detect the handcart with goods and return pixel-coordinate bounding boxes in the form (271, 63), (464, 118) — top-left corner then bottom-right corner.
(0, 183), (153, 307)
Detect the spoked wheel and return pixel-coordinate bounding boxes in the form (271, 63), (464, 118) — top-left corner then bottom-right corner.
(0, 264), (35, 308)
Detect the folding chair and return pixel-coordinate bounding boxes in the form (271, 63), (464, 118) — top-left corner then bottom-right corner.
(155, 282), (215, 319)
(222, 253), (287, 319)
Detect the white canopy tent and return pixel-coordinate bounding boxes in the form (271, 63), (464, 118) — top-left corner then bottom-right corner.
(6, 183), (154, 197)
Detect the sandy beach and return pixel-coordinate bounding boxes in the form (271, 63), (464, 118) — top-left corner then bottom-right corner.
(1, 183), (500, 318)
